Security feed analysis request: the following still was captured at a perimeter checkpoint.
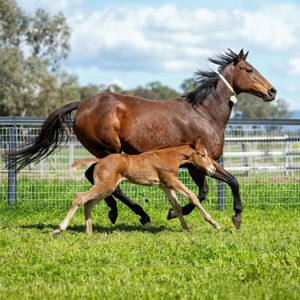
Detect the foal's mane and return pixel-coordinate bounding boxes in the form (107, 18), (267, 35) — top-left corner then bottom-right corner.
(185, 49), (240, 106)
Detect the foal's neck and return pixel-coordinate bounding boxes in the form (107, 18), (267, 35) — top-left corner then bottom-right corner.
(166, 145), (194, 166)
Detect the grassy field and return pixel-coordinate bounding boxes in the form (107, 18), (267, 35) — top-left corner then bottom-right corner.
(0, 201), (299, 300)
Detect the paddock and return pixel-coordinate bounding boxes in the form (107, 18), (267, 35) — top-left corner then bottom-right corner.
(1, 117), (299, 210)
(1, 117), (300, 299)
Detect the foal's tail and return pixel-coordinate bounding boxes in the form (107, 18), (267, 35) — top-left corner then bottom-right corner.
(5, 102), (81, 172)
(71, 158), (99, 170)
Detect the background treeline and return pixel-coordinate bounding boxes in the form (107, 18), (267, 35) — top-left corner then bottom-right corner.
(0, 0), (292, 119)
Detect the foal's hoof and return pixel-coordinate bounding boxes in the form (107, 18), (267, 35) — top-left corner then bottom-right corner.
(140, 215), (152, 227)
(232, 215), (241, 229)
(108, 210), (118, 224)
(51, 228), (61, 236)
(214, 223), (221, 230)
(167, 209), (177, 220)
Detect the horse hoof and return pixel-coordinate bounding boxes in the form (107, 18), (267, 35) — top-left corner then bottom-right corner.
(51, 229), (61, 236)
(108, 210), (118, 224)
(232, 216), (241, 229)
(167, 209), (177, 220)
(140, 216), (152, 227)
(214, 223), (221, 230)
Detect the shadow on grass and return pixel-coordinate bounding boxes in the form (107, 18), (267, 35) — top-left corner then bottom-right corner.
(19, 222), (175, 234)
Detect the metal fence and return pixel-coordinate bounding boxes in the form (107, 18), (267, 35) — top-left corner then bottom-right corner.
(1, 117), (300, 210)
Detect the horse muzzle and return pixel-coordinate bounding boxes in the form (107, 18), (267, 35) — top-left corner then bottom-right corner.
(206, 166), (216, 177)
(263, 87), (277, 102)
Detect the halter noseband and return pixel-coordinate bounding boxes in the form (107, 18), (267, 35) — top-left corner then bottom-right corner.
(218, 73), (238, 104)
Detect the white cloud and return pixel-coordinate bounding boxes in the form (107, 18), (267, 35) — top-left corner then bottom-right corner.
(15, 1), (300, 109)
(64, 3), (300, 75)
(239, 7), (298, 52)
(288, 57), (300, 75)
(17, 0), (83, 14)
(17, 1), (300, 73)
(68, 5), (239, 72)
(112, 77), (127, 89)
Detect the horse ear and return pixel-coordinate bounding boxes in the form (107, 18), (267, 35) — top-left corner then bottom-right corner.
(243, 50), (249, 60)
(233, 49), (244, 65)
(238, 49), (244, 60)
(190, 137), (197, 149)
(191, 136), (202, 150)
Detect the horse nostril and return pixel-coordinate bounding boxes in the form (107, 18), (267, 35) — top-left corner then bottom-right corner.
(268, 87), (277, 98)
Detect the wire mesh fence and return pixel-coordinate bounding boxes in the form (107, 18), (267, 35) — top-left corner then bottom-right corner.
(1, 117), (299, 210)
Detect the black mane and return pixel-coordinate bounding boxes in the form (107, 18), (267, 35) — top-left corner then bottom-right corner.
(185, 49), (240, 106)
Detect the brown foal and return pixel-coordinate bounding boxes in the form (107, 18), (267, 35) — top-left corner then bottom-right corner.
(52, 138), (220, 235)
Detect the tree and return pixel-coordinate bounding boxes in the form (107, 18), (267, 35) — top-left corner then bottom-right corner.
(78, 84), (101, 101)
(0, 0), (79, 116)
(180, 78), (194, 95)
(233, 94), (292, 119)
(132, 81), (180, 100)
(78, 84), (130, 101)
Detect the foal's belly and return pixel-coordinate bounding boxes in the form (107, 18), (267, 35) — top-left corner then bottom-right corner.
(124, 170), (161, 187)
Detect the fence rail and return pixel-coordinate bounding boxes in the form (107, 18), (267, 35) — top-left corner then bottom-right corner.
(1, 117), (300, 209)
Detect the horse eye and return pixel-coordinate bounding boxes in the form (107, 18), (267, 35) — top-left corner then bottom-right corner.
(246, 69), (253, 74)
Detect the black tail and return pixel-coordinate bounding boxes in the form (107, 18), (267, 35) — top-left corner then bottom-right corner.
(5, 102), (80, 172)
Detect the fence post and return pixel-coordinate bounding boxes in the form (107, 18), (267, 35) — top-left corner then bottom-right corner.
(217, 156), (225, 210)
(284, 135), (289, 177)
(8, 119), (17, 205)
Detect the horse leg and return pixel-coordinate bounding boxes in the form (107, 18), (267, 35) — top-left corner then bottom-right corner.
(161, 187), (190, 231)
(84, 198), (101, 235)
(85, 163), (151, 227)
(211, 160), (243, 229)
(112, 185), (152, 227)
(85, 163), (118, 224)
(170, 178), (220, 230)
(168, 169), (208, 220)
(52, 186), (111, 235)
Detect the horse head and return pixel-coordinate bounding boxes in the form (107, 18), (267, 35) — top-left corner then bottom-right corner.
(229, 49), (277, 102)
(190, 137), (216, 177)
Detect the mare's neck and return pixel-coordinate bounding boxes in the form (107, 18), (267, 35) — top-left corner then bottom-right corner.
(200, 69), (236, 128)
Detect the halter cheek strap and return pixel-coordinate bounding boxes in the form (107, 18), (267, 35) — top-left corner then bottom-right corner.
(218, 73), (238, 104)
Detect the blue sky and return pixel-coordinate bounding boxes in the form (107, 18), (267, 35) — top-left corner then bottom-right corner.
(17, 0), (300, 111)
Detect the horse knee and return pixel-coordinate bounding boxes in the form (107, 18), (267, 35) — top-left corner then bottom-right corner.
(72, 193), (85, 207)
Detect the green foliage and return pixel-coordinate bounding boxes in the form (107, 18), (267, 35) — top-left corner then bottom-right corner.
(132, 81), (181, 100)
(0, 0), (79, 117)
(180, 78), (194, 95)
(233, 94), (292, 119)
(0, 0), (292, 119)
(0, 205), (299, 299)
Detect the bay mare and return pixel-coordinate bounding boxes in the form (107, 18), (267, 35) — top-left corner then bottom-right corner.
(52, 138), (219, 235)
(7, 49), (276, 229)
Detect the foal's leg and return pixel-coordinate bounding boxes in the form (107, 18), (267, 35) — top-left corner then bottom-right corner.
(84, 198), (101, 235)
(85, 163), (118, 224)
(85, 163), (151, 227)
(52, 186), (111, 235)
(168, 170), (208, 220)
(170, 178), (221, 230)
(160, 187), (190, 231)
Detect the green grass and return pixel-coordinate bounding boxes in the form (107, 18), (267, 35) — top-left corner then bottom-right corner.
(0, 203), (299, 300)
